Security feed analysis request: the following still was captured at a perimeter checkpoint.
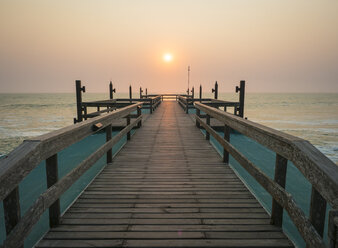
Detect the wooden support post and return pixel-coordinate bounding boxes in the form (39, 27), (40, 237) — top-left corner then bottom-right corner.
(206, 114), (210, 140)
(328, 210), (338, 248)
(97, 106), (100, 112)
(196, 108), (201, 128)
(146, 88), (148, 98)
(223, 125), (230, 163)
(75, 80), (85, 123)
(234, 106), (237, 115)
(137, 106), (142, 128)
(308, 187), (327, 238)
(140, 87), (143, 98)
(127, 115), (131, 140)
(270, 154), (288, 227)
(150, 99), (153, 114)
(83, 106), (87, 120)
(129, 85), (132, 102)
(46, 154), (60, 227)
(3, 187), (21, 235)
(236, 80), (245, 118)
(109, 81), (115, 99)
(199, 85), (202, 102)
(186, 99), (189, 114)
(191, 87), (194, 99)
(224, 106), (227, 112)
(212, 81), (218, 99)
(106, 124), (112, 163)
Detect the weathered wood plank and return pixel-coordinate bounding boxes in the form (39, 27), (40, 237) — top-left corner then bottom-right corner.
(36, 101), (293, 248)
(195, 102), (338, 209)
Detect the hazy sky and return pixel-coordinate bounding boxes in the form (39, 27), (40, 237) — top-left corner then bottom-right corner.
(0, 0), (337, 93)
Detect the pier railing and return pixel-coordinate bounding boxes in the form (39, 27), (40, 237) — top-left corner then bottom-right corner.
(79, 96), (161, 121)
(194, 102), (338, 248)
(178, 95), (241, 115)
(0, 102), (143, 247)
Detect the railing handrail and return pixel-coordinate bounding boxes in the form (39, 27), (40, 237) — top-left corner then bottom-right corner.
(194, 102), (338, 208)
(0, 102), (143, 202)
(194, 102), (338, 247)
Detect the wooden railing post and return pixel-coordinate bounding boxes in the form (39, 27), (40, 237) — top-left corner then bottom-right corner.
(127, 115), (131, 140)
(75, 80), (85, 123)
(109, 81), (115, 99)
(236, 80), (245, 118)
(206, 114), (210, 140)
(46, 154), (60, 227)
(3, 187), (23, 247)
(83, 106), (87, 120)
(137, 106), (142, 128)
(270, 154), (288, 227)
(196, 108), (201, 128)
(328, 210), (338, 248)
(212, 81), (218, 99)
(223, 125), (230, 163)
(4, 188), (21, 233)
(186, 98), (189, 114)
(150, 99), (153, 114)
(308, 187), (327, 238)
(106, 124), (112, 163)
(129, 85), (132, 103)
(199, 85), (202, 102)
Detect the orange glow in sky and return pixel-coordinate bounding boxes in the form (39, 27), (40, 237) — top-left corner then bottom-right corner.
(0, 1), (337, 93)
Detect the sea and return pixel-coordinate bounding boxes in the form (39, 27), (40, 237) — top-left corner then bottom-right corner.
(0, 92), (337, 248)
(0, 93), (337, 164)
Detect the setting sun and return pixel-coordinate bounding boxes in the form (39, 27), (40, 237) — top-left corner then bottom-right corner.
(163, 53), (173, 62)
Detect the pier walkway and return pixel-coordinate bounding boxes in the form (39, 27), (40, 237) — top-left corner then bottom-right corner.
(37, 101), (293, 247)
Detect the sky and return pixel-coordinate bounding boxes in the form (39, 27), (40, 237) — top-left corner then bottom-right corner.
(0, 0), (337, 93)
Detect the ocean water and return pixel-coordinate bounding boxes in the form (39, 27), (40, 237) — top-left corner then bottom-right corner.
(0, 93), (337, 163)
(0, 92), (337, 247)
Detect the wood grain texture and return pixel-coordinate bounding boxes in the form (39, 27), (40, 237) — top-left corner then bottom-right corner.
(196, 114), (325, 248)
(0, 103), (143, 202)
(36, 101), (293, 248)
(195, 102), (338, 209)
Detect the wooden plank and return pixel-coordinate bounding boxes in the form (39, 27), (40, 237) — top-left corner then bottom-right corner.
(36, 101), (293, 248)
(2, 116), (142, 248)
(0, 102), (143, 202)
(196, 114), (325, 248)
(195, 102), (338, 209)
(105, 124), (112, 163)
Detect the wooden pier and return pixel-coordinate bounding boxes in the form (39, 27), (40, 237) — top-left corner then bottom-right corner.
(36, 101), (293, 247)
(0, 80), (338, 248)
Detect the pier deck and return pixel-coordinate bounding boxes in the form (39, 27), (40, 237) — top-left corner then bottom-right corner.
(37, 101), (293, 247)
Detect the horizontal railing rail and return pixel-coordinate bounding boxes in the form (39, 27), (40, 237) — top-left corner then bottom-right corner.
(0, 102), (143, 248)
(79, 96), (162, 120)
(178, 95), (241, 115)
(194, 101), (338, 248)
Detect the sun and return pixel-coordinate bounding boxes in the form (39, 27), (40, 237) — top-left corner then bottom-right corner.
(163, 53), (173, 62)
